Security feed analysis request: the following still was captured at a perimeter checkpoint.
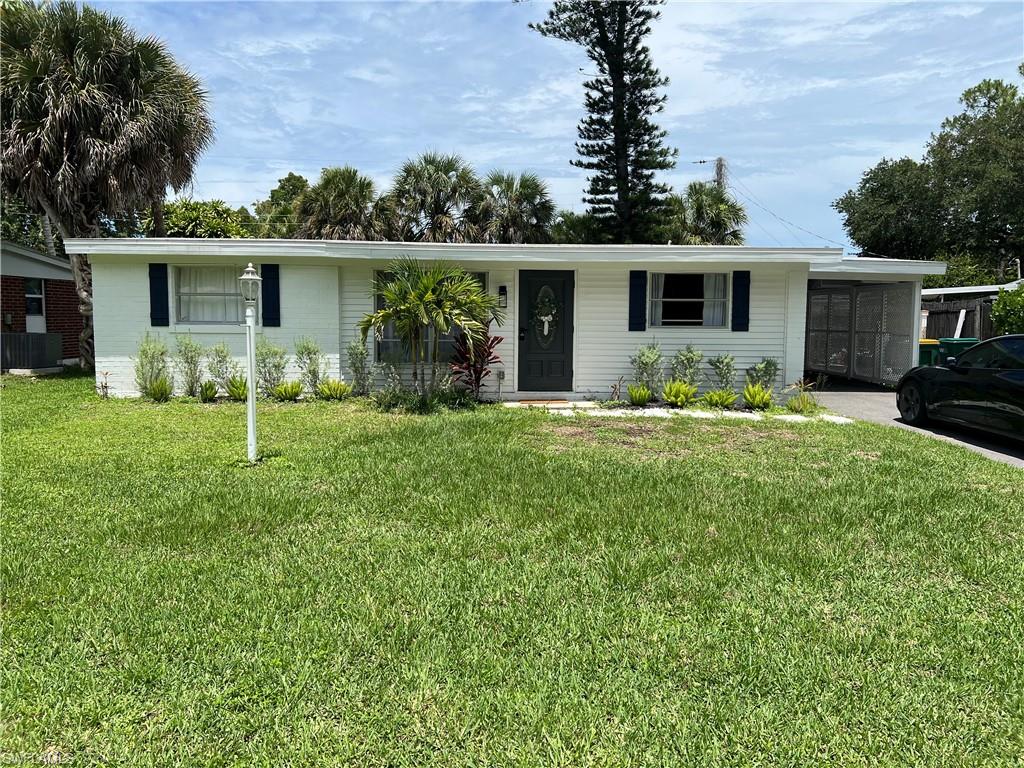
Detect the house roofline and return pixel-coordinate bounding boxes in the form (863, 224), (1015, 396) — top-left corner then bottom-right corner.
(64, 238), (947, 276)
(0, 240), (72, 274)
(64, 237), (846, 264)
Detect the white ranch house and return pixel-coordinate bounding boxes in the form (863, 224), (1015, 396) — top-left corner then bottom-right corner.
(65, 239), (945, 398)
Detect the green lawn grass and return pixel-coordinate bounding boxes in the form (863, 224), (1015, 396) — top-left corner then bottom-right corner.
(3, 373), (1022, 766)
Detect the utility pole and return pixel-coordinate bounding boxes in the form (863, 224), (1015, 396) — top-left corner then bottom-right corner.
(714, 157), (726, 191)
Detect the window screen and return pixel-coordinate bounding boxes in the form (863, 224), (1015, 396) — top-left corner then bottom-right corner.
(176, 267), (245, 324)
(649, 273), (728, 327)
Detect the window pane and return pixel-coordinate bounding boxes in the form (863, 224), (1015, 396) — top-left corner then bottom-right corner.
(25, 296), (43, 315)
(24, 278), (43, 297)
(957, 342), (998, 368)
(994, 339), (1024, 368)
(662, 273), (704, 300)
(704, 273), (727, 300)
(661, 301), (703, 324)
(176, 267), (244, 323)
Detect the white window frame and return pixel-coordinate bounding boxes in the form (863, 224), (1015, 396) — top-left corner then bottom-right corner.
(648, 272), (730, 328)
(174, 265), (254, 326)
(373, 271), (488, 362)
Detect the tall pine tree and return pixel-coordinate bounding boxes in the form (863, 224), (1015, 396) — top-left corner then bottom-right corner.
(532, 0), (677, 243)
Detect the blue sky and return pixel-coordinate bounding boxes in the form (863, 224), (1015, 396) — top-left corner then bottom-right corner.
(99, 0), (1023, 249)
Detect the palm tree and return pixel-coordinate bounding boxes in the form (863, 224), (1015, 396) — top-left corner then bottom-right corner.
(389, 153), (482, 243)
(295, 166), (383, 240)
(658, 182), (748, 245)
(358, 258), (503, 395)
(477, 171), (556, 243)
(1, 1), (213, 367)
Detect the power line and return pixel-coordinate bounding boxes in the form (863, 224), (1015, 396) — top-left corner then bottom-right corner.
(727, 178), (809, 247)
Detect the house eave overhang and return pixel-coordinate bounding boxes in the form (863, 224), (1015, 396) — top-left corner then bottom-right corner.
(810, 256), (947, 280)
(64, 238), (845, 265)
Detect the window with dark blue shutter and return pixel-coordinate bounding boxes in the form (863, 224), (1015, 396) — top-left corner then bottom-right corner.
(261, 264), (280, 327)
(628, 270), (647, 331)
(731, 270), (750, 332)
(148, 263), (169, 327)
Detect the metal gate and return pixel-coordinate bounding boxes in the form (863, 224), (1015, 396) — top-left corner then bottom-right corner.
(807, 282), (914, 385)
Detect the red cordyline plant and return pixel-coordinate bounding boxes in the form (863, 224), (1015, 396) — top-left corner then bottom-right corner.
(451, 323), (503, 400)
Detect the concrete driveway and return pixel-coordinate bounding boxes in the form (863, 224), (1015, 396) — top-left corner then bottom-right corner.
(816, 384), (1024, 468)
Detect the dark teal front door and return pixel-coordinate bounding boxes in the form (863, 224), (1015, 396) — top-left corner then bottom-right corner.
(518, 270), (574, 392)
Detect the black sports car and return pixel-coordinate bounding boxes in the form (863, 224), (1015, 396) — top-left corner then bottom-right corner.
(896, 334), (1024, 441)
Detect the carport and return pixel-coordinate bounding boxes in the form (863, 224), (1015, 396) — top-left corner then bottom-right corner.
(805, 258), (946, 386)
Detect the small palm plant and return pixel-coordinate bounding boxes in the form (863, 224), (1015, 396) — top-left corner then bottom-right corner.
(359, 258), (503, 397)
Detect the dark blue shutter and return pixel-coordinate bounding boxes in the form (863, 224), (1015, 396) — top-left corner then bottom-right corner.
(148, 263), (169, 326)
(731, 270), (750, 332)
(261, 264), (280, 327)
(628, 270), (647, 331)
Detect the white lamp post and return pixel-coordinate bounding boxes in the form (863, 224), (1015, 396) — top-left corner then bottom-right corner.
(239, 263), (262, 463)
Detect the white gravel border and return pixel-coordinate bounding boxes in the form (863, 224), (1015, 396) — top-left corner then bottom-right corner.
(503, 401), (854, 425)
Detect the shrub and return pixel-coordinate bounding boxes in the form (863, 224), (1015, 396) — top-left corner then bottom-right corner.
(206, 343), (241, 393)
(255, 338), (287, 397)
(670, 345), (703, 386)
(742, 382), (773, 410)
(316, 378), (352, 400)
(663, 380), (698, 407)
(294, 337), (327, 394)
(784, 378), (818, 414)
(146, 376), (173, 403)
(173, 335), (204, 397)
(745, 357), (780, 390)
(371, 387), (474, 414)
(134, 333), (172, 398)
(347, 338), (371, 395)
(786, 392), (817, 414)
(226, 375), (248, 402)
(630, 343), (663, 392)
(271, 381), (302, 402)
(702, 389), (738, 409)
(451, 324), (503, 400)
(991, 284), (1024, 335)
(707, 354), (736, 390)
(627, 383), (652, 406)
(198, 380), (218, 403)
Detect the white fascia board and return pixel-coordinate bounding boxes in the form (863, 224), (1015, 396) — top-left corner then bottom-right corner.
(811, 257), (947, 279)
(921, 279), (1022, 297)
(64, 238), (845, 265)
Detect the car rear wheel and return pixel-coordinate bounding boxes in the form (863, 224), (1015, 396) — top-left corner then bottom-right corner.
(897, 382), (928, 425)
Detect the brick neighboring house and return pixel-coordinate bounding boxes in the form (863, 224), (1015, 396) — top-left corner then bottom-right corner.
(1, 240), (84, 367)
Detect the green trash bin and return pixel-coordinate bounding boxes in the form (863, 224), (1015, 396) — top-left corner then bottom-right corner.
(918, 339), (941, 367)
(937, 337), (980, 364)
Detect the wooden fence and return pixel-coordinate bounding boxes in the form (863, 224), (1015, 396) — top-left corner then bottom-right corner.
(921, 298), (994, 340)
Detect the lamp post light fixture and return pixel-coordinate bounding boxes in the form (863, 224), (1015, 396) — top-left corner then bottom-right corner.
(239, 263), (262, 463)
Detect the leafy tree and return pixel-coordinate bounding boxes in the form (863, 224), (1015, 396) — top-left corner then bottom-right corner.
(835, 64), (1023, 278)
(550, 209), (607, 244)
(531, 1), (677, 243)
(251, 172), (309, 238)
(389, 153), (482, 243)
(476, 171), (555, 243)
(149, 199), (251, 238)
(833, 158), (942, 261)
(1, 0), (213, 367)
(922, 254), (1005, 289)
(990, 284), (1024, 335)
(295, 166), (382, 240)
(656, 182), (748, 245)
(1, 191), (47, 253)
(928, 66), (1024, 275)
(358, 258), (502, 395)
